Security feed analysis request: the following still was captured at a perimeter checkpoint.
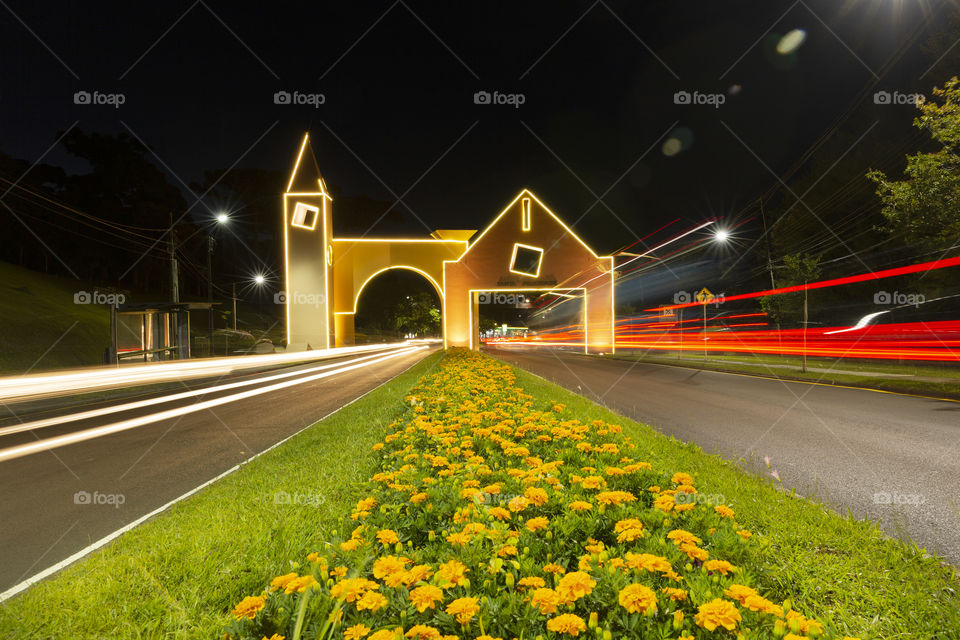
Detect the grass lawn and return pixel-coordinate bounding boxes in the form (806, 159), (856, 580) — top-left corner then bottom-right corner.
(0, 261), (112, 373)
(605, 350), (960, 400)
(2, 349), (957, 639)
(0, 352), (444, 640)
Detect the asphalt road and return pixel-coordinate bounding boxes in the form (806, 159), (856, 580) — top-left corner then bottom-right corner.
(0, 346), (434, 595)
(486, 346), (960, 565)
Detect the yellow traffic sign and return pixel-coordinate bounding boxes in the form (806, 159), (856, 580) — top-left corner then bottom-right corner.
(695, 287), (714, 303)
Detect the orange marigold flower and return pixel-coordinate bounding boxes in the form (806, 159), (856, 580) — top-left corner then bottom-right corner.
(524, 486), (549, 506)
(344, 624), (371, 640)
(269, 572), (298, 592)
(703, 559), (736, 576)
(369, 630), (401, 640)
(671, 472), (694, 485)
(666, 529), (702, 547)
(546, 613), (587, 636)
(618, 583), (658, 615)
(723, 584), (758, 605)
(694, 598), (742, 631)
(530, 587), (561, 614)
(518, 576), (546, 589)
(556, 571), (596, 604)
(543, 563), (566, 574)
(568, 500), (592, 512)
(231, 595), (265, 620)
(679, 543), (709, 562)
(330, 577), (380, 603)
(736, 529), (752, 540)
(405, 624), (441, 640)
(284, 575), (317, 594)
(356, 590), (389, 612)
(410, 492), (428, 504)
(446, 532), (471, 546)
(373, 555), (411, 579)
(661, 587), (688, 602)
(445, 596), (480, 625)
(436, 559), (469, 588)
(376, 529), (400, 545)
(624, 553), (672, 573)
(653, 494), (675, 513)
(580, 475), (604, 489)
(743, 594), (784, 617)
(526, 516), (549, 532)
(714, 504), (736, 519)
(508, 496), (529, 512)
(489, 506), (511, 520)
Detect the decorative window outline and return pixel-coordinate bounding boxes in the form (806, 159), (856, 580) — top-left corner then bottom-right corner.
(509, 242), (544, 278)
(291, 202), (319, 230)
(521, 197), (531, 231)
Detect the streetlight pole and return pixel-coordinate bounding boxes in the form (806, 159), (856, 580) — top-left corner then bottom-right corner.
(232, 282), (237, 331)
(207, 235), (215, 354)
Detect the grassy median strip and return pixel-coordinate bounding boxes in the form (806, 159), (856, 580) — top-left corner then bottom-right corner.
(221, 350), (957, 640)
(4, 349), (957, 639)
(0, 352), (444, 640)
(509, 362), (960, 637)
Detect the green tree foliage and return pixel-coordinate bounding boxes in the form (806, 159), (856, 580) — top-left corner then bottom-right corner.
(867, 77), (960, 253)
(393, 292), (441, 337)
(760, 253), (821, 328)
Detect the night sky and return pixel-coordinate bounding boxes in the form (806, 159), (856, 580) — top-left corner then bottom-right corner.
(2, 0), (954, 271)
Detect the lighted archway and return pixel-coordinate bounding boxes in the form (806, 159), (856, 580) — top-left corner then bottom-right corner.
(280, 134), (614, 353)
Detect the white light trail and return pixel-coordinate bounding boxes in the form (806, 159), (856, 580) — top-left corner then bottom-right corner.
(0, 346), (425, 464)
(0, 349), (408, 437)
(0, 342), (412, 403)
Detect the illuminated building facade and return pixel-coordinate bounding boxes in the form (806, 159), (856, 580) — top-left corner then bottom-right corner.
(282, 134), (615, 353)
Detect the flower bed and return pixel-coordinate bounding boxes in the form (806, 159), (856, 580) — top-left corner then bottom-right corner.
(225, 349), (862, 640)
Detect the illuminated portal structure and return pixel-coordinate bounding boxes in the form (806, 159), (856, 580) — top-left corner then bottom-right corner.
(443, 191), (615, 354)
(282, 134), (615, 353)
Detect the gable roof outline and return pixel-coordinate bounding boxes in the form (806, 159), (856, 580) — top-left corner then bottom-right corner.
(449, 189), (603, 264)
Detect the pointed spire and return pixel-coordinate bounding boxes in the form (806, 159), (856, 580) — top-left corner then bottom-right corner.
(285, 133), (331, 197)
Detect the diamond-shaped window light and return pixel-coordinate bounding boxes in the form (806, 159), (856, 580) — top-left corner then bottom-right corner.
(291, 202), (319, 230)
(510, 243), (544, 278)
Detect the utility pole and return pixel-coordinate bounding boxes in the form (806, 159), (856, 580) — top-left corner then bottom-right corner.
(168, 213), (179, 304)
(207, 235), (215, 355)
(802, 281), (808, 373)
(232, 282), (237, 330)
(677, 308), (683, 360)
(759, 199), (776, 290)
(703, 301), (708, 362)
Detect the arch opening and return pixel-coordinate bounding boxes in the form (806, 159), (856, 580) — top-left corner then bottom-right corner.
(352, 268), (443, 343)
